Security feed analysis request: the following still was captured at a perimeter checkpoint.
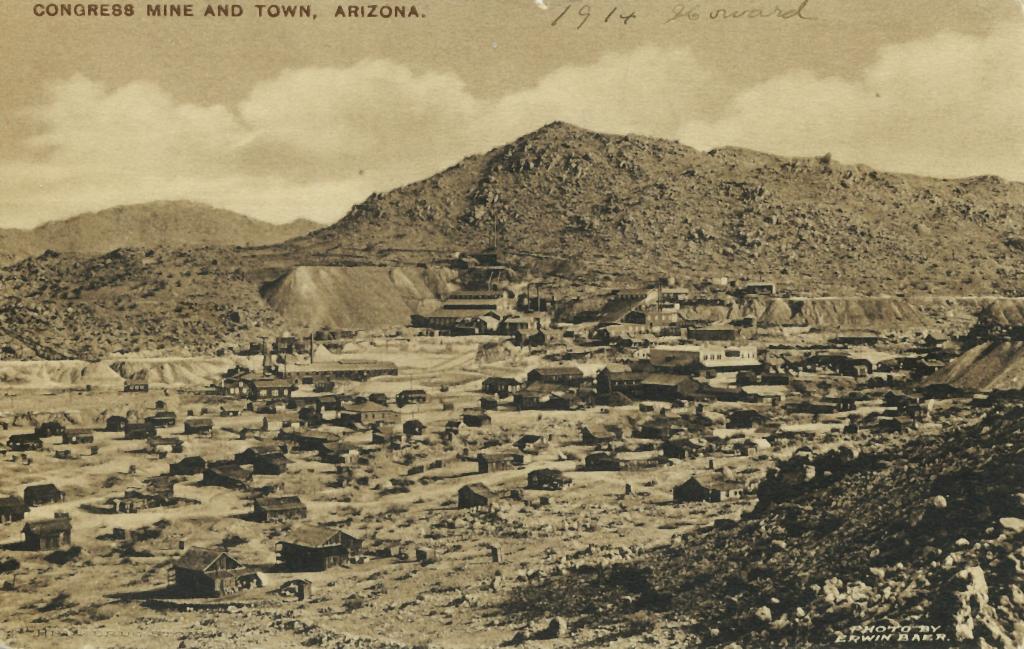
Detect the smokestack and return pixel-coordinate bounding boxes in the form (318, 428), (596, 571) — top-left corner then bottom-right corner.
(310, 332), (315, 365)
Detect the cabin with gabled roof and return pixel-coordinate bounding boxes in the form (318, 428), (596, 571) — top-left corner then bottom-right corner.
(276, 525), (362, 571)
(23, 515), (72, 550)
(172, 547), (260, 597)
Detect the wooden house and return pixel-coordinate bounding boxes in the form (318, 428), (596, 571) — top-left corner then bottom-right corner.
(662, 437), (704, 460)
(403, 420), (425, 437)
(124, 422), (156, 440)
(62, 429), (94, 445)
(477, 452), (520, 474)
(338, 402), (400, 427)
(7, 434), (42, 451)
(396, 389), (428, 408)
(23, 515), (72, 550)
(673, 476), (744, 503)
(527, 469), (572, 491)
(183, 418), (214, 435)
(277, 525), (362, 571)
(514, 434), (548, 454)
(0, 495), (27, 523)
(147, 436), (184, 455)
(105, 415), (128, 432)
(24, 483), (65, 507)
(458, 483), (496, 509)
(253, 496), (307, 522)
(146, 411), (177, 429)
(253, 452), (289, 475)
(202, 464), (252, 490)
(482, 377), (521, 398)
(35, 422), (66, 438)
(462, 410), (491, 427)
(170, 456), (206, 476)
(173, 547), (260, 597)
(580, 424), (623, 445)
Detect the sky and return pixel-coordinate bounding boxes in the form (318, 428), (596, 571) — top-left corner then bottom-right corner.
(0, 0), (1021, 227)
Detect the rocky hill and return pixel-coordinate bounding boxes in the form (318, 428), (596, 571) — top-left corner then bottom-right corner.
(0, 248), (283, 360)
(1, 123), (1024, 358)
(283, 122), (1024, 294)
(0, 200), (318, 264)
(503, 406), (1024, 648)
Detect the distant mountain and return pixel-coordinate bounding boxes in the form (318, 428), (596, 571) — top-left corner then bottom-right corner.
(284, 121), (1024, 295)
(2, 123), (1024, 359)
(0, 200), (319, 263)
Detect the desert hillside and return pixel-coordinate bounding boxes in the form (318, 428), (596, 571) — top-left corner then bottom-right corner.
(1, 123), (1023, 358)
(504, 406), (1024, 647)
(0, 200), (318, 263)
(282, 122), (1024, 294)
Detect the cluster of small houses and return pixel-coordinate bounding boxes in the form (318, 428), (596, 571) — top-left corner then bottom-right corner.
(0, 274), (966, 600)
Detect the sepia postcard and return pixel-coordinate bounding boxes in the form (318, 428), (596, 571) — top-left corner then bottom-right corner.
(0, 0), (1022, 647)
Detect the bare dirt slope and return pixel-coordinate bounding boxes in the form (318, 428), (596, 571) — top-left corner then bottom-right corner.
(926, 341), (1024, 391)
(261, 265), (457, 331)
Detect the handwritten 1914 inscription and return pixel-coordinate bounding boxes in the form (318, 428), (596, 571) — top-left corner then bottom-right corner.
(549, 0), (815, 28)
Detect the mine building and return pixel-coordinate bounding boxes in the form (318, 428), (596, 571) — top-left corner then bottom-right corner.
(277, 360), (398, 384)
(526, 366), (585, 387)
(277, 525), (362, 571)
(241, 377), (295, 401)
(123, 380), (149, 393)
(686, 325), (739, 342)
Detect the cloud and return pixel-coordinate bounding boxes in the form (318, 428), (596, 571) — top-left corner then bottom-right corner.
(0, 26), (1021, 228)
(680, 26), (1024, 180)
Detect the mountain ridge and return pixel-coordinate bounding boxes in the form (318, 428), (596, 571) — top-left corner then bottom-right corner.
(0, 199), (320, 263)
(281, 121), (1024, 294)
